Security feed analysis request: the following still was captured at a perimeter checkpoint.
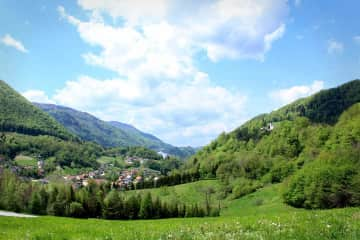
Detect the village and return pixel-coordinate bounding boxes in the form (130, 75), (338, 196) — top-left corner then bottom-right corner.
(7, 152), (168, 190)
(62, 155), (162, 189)
(62, 167), (161, 189)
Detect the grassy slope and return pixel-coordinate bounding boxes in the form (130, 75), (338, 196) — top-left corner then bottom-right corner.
(0, 208), (359, 240)
(14, 155), (37, 167)
(131, 180), (221, 205)
(221, 184), (296, 217)
(1, 181), (359, 239)
(97, 156), (123, 165)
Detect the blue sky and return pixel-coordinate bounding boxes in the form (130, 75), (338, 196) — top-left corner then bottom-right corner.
(1, 0), (360, 147)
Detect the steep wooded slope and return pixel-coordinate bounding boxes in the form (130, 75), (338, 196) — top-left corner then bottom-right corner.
(0, 80), (74, 140)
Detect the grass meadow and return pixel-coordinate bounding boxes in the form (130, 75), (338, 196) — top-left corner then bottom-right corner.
(14, 155), (37, 167)
(0, 182), (359, 240)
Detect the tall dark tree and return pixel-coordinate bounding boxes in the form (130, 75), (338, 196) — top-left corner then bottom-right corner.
(139, 192), (153, 219)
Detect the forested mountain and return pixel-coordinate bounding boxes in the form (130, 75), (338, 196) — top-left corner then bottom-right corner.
(108, 121), (197, 158)
(0, 80), (75, 140)
(0, 80), (102, 169)
(36, 103), (196, 158)
(186, 79), (360, 209)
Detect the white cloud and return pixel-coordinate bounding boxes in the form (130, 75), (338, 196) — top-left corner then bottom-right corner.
(327, 39), (344, 54)
(22, 90), (55, 104)
(77, 0), (169, 26)
(294, 0), (302, 7)
(1, 34), (28, 53)
(269, 80), (324, 106)
(59, 0), (288, 67)
(50, 73), (247, 146)
(191, 0), (288, 61)
(263, 24), (285, 57)
(52, 1), (289, 146)
(353, 36), (360, 44)
(52, 76), (143, 109)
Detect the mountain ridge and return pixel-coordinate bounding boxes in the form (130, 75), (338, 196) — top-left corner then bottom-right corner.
(0, 80), (75, 141)
(185, 79), (360, 208)
(35, 103), (196, 158)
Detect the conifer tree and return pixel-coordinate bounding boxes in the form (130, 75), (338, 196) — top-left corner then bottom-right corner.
(139, 192), (153, 219)
(103, 190), (122, 219)
(29, 191), (41, 214)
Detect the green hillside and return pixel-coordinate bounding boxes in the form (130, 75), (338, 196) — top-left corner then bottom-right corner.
(0, 181), (359, 239)
(130, 180), (222, 206)
(36, 103), (196, 158)
(109, 121), (197, 158)
(186, 79), (360, 209)
(35, 103), (135, 146)
(0, 80), (74, 140)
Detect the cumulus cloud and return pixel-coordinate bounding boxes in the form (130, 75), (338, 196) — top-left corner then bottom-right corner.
(77, 0), (169, 26)
(51, 1), (289, 146)
(327, 39), (344, 54)
(22, 90), (55, 104)
(269, 80), (324, 106)
(59, 0), (288, 67)
(50, 73), (247, 146)
(1, 34), (28, 53)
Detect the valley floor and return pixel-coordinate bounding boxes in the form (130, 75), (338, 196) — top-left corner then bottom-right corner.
(0, 183), (359, 240)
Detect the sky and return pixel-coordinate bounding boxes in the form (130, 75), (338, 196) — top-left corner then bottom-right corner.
(1, 0), (360, 147)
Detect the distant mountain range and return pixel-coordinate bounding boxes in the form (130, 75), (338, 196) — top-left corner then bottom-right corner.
(35, 103), (196, 158)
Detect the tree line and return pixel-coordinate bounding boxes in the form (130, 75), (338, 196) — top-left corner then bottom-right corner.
(0, 169), (219, 219)
(110, 170), (202, 191)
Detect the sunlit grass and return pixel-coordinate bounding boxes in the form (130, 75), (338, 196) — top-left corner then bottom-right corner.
(97, 156), (124, 166)
(0, 208), (359, 240)
(1, 182), (359, 240)
(14, 155), (37, 167)
(131, 180), (221, 205)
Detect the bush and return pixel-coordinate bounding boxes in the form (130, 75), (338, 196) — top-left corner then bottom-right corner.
(283, 159), (358, 209)
(231, 178), (262, 199)
(69, 202), (85, 218)
(269, 160), (296, 183)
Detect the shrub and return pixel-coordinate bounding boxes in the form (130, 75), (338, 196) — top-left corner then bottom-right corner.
(283, 160), (358, 209)
(268, 160), (296, 183)
(69, 202), (85, 218)
(231, 178), (262, 199)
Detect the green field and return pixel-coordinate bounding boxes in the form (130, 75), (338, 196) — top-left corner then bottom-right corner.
(1, 181), (359, 240)
(221, 183), (295, 217)
(97, 156), (124, 166)
(0, 208), (359, 240)
(131, 180), (222, 205)
(14, 155), (37, 167)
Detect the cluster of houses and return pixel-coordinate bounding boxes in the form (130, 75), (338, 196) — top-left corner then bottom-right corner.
(114, 168), (161, 188)
(63, 167), (161, 189)
(63, 169), (106, 188)
(12, 158), (45, 177)
(124, 156), (152, 165)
